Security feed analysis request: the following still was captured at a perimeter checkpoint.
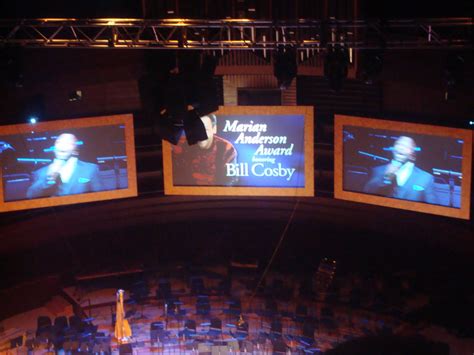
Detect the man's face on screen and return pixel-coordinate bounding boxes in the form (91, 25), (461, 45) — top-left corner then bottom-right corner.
(197, 116), (216, 150)
(392, 136), (416, 164)
(54, 133), (78, 161)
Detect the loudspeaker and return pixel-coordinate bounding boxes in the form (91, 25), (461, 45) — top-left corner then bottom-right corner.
(119, 343), (133, 354)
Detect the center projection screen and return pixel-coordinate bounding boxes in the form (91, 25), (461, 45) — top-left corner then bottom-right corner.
(334, 114), (472, 219)
(0, 114), (137, 212)
(163, 106), (314, 196)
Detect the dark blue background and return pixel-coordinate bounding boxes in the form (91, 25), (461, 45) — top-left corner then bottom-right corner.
(217, 114), (306, 187)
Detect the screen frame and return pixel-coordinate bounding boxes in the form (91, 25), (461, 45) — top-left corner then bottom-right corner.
(334, 114), (472, 220)
(0, 114), (137, 212)
(163, 106), (314, 197)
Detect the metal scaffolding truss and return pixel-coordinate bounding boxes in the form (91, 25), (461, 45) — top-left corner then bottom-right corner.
(0, 18), (472, 50)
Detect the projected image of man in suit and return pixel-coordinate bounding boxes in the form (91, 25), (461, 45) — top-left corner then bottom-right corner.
(27, 133), (102, 198)
(363, 136), (438, 204)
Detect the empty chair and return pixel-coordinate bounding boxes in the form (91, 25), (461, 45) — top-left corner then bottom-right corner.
(119, 343), (133, 354)
(296, 304), (307, 317)
(210, 318), (222, 329)
(266, 299), (278, 312)
(51, 315), (69, 350)
(217, 278), (231, 295)
(196, 295), (211, 316)
(9, 335), (23, 348)
(224, 298), (241, 316)
(36, 316), (53, 341)
(190, 276), (205, 294)
(98, 335), (111, 353)
(130, 281), (149, 302)
(321, 306), (334, 319)
(209, 317), (222, 336)
(303, 321), (317, 337)
(165, 298), (178, 314)
(150, 322), (165, 344)
(270, 318), (283, 337)
(301, 321), (317, 346)
(68, 315), (83, 333)
(271, 338), (288, 354)
(197, 302), (210, 316)
(235, 317), (249, 340)
(180, 319), (197, 338)
(229, 298), (241, 313)
(185, 319), (196, 331)
(156, 280), (172, 299)
(54, 316), (68, 331)
(36, 316), (52, 334)
(63, 338), (80, 352)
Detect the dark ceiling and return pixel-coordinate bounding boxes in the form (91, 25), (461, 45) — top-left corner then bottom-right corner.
(1, 0), (472, 19)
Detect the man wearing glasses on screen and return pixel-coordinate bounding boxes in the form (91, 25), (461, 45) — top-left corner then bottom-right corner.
(363, 136), (437, 204)
(26, 133), (102, 199)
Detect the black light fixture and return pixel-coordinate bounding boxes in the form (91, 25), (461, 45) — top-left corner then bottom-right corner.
(359, 49), (384, 85)
(183, 109), (208, 145)
(155, 109), (185, 145)
(68, 90), (82, 102)
(153, 52), (220, 145)
(108, 29), (118, 48)
(273, 47), (297, 90)
(194, 54), (219, 117)
(443, 53), (465, 101)
(0, 47), (24, 88)
(324, 45), (349, 92)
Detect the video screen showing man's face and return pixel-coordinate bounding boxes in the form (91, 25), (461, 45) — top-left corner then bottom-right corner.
(1, 124), (128, 202)
(170, 113), (306, 188)
(342, 126), (464, 208)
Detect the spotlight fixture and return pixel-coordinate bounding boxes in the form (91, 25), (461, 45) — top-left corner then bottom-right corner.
(108, 30), (118, 48)
(155, 109), (184, 145)
(273, 48), (297, 90)
(68, 90), (82, 102)
(324, 45), (349, 92)
(443, 53), (465, 102)
(28, 116), (38, 124)
(359, 49), (384, 85)
(157, 53), (219, 145)
(183, 109), (208, 146)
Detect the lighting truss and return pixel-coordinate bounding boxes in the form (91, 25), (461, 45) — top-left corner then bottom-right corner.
(0, 18), (471, 50)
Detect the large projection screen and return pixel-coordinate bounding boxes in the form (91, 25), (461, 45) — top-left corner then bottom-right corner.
(334, 115), (472, 219)
(0, 114), (137, 212)
(163, 106), (314, 196)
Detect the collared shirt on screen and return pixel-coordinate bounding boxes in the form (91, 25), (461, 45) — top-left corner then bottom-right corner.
(57, 157), (78, 183)
(395, 161), (414, 187)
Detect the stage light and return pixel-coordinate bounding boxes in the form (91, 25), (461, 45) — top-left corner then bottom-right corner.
(183, 110), (208, 146)
(443, 53), (465, 102)
(324, 45), (349, 92)
(154, 110), (184, 145)
(194, 54), (219, 117)
(28, 117), (38, 124)
(150, 52), (219, 145)
(359, 49), (384, 85)
(108, 31), (118, 48)
(273, 48), (297, 90)
(68, 90), (82, 102)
